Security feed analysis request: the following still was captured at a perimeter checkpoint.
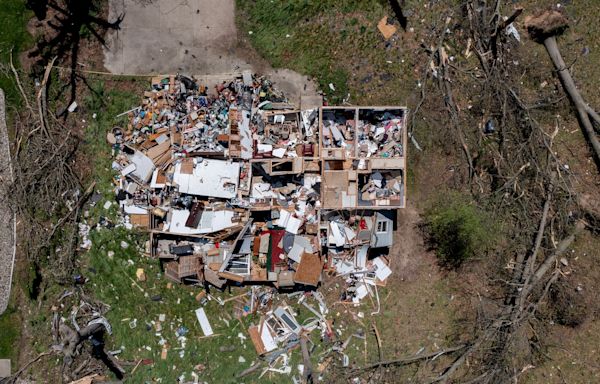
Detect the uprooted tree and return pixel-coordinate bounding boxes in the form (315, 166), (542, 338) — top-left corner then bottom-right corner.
(1, 56), (84, 287)
(1, 0), (122, 291)
(1, 38), (128, 383)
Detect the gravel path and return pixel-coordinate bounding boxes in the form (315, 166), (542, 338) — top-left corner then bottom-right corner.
(0, 89), (17, 315)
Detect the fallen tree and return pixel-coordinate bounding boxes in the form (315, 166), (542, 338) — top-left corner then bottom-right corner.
(1, 57), (82, 287)
(525, 9), (600, 171)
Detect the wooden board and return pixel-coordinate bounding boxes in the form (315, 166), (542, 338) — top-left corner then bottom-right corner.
(146, 140), (171, 162)
(155, 169), (167, 184)
(248, 325), (267, 355)
(130, 213), (150, 228)
(218, 271), (245, 283)
(293, 253), (322, 286)
(153, 150), (171, 167)
(204, 267), (227, 288)
(377, 16), (397, 40)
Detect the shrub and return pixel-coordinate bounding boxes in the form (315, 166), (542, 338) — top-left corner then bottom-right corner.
(424, 193), (496, 268)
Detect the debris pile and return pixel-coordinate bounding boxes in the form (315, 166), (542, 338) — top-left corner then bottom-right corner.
(107, 71), (407, 293)
(322, 108), (356, 158)
(356, 109), (404, 158)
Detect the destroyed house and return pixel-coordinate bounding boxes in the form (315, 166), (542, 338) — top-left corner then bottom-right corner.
(111, 73), (407, 289)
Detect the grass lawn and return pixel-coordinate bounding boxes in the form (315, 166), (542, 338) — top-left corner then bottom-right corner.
(236, 0), (422, 106)
(0, 306), (20, 368)
(81, 224), (355, 382)
(0, 0), (33, 106)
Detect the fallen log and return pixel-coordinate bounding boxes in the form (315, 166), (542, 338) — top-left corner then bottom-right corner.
(526, 9), (600, 171)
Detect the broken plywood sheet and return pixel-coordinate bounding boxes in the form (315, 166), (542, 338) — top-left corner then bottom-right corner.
(377, 16), (397, 40)
(180, 158), (194, 174)
(150, 168), (166, 188)
(204, 266), (227, 288)
(146, 140), (171, 163)
(248, 325), (266, 355)
(249, 322), (277, 355)
(218, 271), (245, 283)
(294, 253), (322, 286)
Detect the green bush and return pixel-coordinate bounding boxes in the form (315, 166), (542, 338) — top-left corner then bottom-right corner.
(424, 193), (496, 268)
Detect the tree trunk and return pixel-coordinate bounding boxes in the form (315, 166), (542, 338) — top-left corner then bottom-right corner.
(542, 36), (600, 169)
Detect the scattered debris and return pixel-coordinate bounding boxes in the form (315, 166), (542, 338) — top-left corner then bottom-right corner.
(95, 73), (408, 380)
(378, 16), (398, 40)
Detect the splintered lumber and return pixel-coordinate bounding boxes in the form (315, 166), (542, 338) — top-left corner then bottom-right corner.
(248, 325), (266, 355)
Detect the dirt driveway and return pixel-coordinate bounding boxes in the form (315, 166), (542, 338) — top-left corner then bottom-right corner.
(103, 0), (318, 104)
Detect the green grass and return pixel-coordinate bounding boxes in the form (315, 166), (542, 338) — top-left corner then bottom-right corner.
(236, 0), (466, 106)
(83, 225), (332, 382)
(0, 0), (33, 106)
(83, 79), (145, 197)
(87, 231), (254, 382)
(0, 306), (20, 368)
(237, 0), (389, 104)
(78, 80), (251, 382)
